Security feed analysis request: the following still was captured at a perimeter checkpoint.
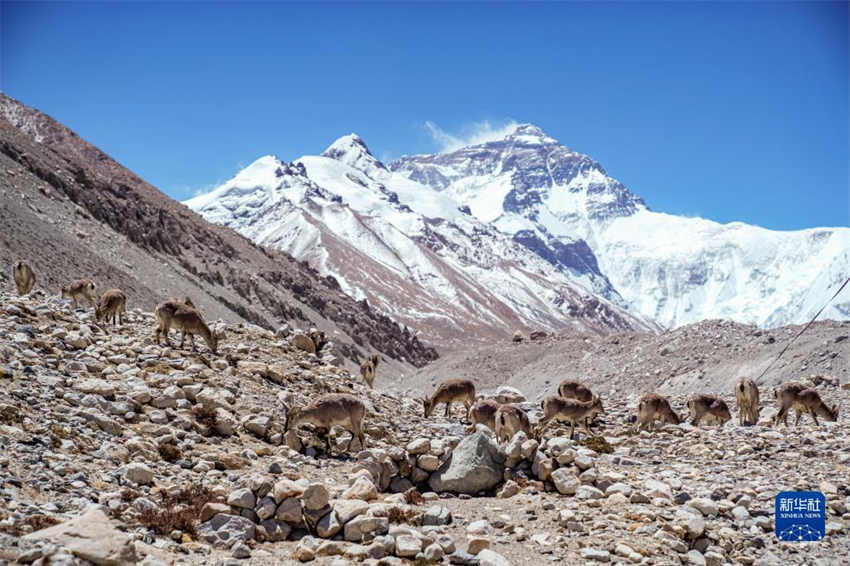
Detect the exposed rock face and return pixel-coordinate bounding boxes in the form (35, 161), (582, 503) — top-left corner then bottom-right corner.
(428, 430), (506, 494)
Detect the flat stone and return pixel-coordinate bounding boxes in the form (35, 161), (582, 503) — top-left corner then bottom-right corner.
(198, 513), (256, 548)
(551, 468), (580, 495)
(422, 505), (453, 526)
(301, 483), (330, 511)
(23, 508), (137, 565)
(395, 534), (422, 558)
(478, 549), (512, 566)
(122, 463), (154, 486)
(227, 488), (256, 510)
(580, 547), (611, 562)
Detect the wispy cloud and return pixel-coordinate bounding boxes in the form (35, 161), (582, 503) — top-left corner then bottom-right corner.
(191, 182), (221, 198)
(424, 119), (519, 152)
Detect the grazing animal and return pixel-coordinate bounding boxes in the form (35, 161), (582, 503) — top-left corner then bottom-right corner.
(360, 354), (380, 388)
(61, 279), (97, 309)
(773, 382), (838, 427)
(468, 398), (501, 432)
(286, 393), (366, 450)
(734, 377), (760, 426)
(168, 296), (196, 310)
(687, 394), (732, 426)
(494, 403), (532, 443)
(154, 299), (218, 354)
(309, 328), (326, 353)
(95, 289), (126, 326)
(557, 379), (597, 429)
(423, 379), (476, 420)
(536, 395), (604, 440)
(635, 393), (681, 432)
(12, 261), (35, 296)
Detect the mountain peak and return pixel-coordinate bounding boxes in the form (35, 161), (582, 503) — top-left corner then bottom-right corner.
(503, 123), (558, 145)
(322, 133), (386, 172)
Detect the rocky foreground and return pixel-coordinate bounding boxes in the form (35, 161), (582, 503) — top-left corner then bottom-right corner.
(0, 291), (848, 565)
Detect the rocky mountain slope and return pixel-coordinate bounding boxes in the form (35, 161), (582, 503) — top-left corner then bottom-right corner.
(185, 135), (655, 348)
(390, 125), (850, 329)
(0, 292), (848, 566)
(401, 320), (850, 406)
(0, 93), (436, 370)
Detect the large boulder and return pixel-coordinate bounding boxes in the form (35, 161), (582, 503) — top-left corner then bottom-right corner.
(428, 431), (505, 494)
(291, 332), (316, 354)
(198, 513), (256, 548)
(23, 508), (138, 565)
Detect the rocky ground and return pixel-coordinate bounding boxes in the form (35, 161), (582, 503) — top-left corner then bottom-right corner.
(400, 320), (850, 403)
(0, 291), (848, 565)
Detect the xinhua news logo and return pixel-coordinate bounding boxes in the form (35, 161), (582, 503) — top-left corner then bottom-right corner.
(775, 491), (826, 542)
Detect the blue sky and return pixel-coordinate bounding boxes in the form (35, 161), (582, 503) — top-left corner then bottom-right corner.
(2, 1), (847, 230)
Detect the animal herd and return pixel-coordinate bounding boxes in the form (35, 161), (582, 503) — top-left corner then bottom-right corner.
(11, 260), (218, 353)
(425, 374), (839, 444)
(9, 260), (842, 456)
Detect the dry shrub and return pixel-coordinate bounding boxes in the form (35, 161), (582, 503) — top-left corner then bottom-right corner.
(192, 405), (221, 436)
(158, 442), (182, 462)
(403, 487), (423, 505)
(144, 363), (174, 375)
(137, 483), (213, 536)
(385, 505), (421, 525)
(580, 435), (614, 454)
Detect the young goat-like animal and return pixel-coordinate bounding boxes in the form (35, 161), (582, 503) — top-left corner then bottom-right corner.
(168, 296), (196, 309)
(734, 377), (760, 426)
(494, 403), (532, 443)
(687, 394), (732, 426)
(635, 393), (681, 432)
(468, 398), (501, 433)
(12, 261), (36, 296)
(154, 299), (218, 354)
(95, 289), (126, 326)
(286, 393), (366, 450)
(536, 395), (604, 440)
(557, 379), (598, 429)
(360, 354), (380, 388)
(61, 279), (97, 309)
(773, 382), (838, 427)
(423, 379), (476, 420)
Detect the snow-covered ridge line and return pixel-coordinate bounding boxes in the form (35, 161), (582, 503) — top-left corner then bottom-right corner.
(389, 125), (850, 329)
(185, 133), (654, 346)
(187, 123), (849, 336)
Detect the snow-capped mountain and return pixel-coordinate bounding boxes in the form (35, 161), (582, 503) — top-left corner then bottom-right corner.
(391, 124), (850, 329)
(185, 134), (654, 347)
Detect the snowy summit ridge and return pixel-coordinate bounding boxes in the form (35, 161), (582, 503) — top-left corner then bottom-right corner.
(186, 124), (850, 339)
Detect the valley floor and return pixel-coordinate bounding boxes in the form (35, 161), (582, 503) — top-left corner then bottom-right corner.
(0, 291), (848, 565)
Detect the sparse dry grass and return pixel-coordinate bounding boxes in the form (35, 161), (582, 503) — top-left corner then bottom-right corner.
(0, 513), (61, 536)
(403, 487), (423, 505)
(192, 405), (223, 437)
(580, 435), (614, 454)
(158, 442), (182, 462)
(385, 505), (421, 525)
(136, 483), (213, 536)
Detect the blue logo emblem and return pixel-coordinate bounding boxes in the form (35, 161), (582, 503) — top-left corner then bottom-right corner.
(775, 491), (826, 541)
